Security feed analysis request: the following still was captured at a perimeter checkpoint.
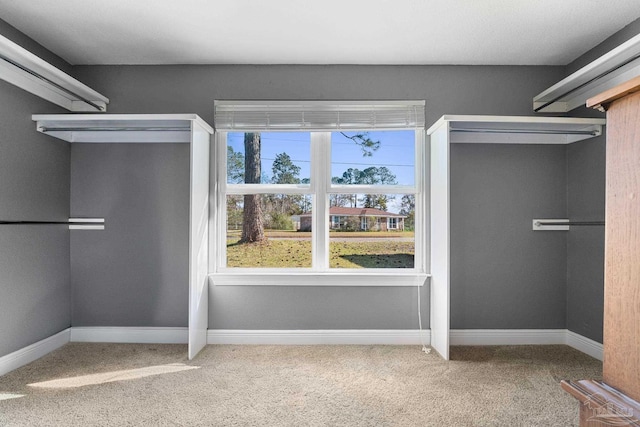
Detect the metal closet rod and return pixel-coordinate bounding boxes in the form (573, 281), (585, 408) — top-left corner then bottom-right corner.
(534, 51), (640, 112)
(39, 126), (190, 132)
(0, 53), (105, 112)
(0, 221), (102, 225)
(535, 221), (605, 226)
(449, 128), (598, 136)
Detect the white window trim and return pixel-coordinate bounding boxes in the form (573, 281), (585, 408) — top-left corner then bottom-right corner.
(210, 127), (426, 287)
(211, 272), (430, 287)
(213, 100), (426, 131)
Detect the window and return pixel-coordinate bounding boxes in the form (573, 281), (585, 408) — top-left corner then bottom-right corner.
(388, 217), (398, 229)
(213, 101), (426, 283)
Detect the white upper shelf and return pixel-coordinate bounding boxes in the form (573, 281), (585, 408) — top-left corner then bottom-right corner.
(0, 35), (108, 112)
(426, 115), (605, 144)
(533, 33), (640, 113)
(32, 114), (214, 143)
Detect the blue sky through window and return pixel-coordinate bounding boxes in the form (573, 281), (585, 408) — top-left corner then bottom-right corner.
(331, 130), (415, 186)
(228, 130), (415, 186)
(227, 132), (311, 183)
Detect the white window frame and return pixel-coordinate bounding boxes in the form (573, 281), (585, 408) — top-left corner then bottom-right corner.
(210, 104), (427, 287)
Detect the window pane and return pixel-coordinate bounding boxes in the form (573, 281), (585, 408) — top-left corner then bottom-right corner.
(328, 195), (415, 268)
(331, 130), (415, 186)
(226, 194), (312, 268)
(227, 132), (311, 184)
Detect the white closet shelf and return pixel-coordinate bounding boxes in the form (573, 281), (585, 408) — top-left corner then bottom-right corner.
(0, 35), (108, 112)
(32, 114), (213, 143)
(533, 33), (640, 113)
(32, 113), (213, 359)
(426, 115), (605, 144)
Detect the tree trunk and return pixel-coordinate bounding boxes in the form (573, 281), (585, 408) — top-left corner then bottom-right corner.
(240, 133), (265, 243)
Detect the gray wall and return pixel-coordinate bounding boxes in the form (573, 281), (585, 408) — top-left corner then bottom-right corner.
(566, 136), (606, 342)
(70, 144), (190, 326)
(72, 64), (569, 330)
(450, 144), (568, 329)
(0, 20), (71, 356)
(74, 65), (563, 128)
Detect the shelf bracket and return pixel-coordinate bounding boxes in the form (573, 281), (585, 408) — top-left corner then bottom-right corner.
(532, 219), (569, 231)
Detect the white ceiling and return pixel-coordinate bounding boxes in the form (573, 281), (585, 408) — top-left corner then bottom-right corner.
(1, 0), (639, 66)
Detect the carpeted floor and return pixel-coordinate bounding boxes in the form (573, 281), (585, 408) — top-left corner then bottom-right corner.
(0, 344), (601, 426)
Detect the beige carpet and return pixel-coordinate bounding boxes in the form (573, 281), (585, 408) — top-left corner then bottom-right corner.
(0, 344), (601, 426)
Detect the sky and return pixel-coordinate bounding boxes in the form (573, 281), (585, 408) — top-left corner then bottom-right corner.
(227, 130), (416, 213)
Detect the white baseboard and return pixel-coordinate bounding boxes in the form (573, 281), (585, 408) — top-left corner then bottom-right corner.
(207, 329), (566, 346)
(206, 328), (602, 360)
(450, 329), (567, 346)
(448, 329), (602, 360)
(70, 327), (188, 344)
(0, 328), (70, 377)
(207, 329), (430, 345)
(1, 327), (603, 378)
(565, 330), (603, 361)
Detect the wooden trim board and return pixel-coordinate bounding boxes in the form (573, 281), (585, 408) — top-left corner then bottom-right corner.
(587, 75), (640, 111)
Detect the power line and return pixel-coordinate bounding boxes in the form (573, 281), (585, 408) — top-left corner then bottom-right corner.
(332, 161), (413, 167)
(260, 157), (413, 168)
(229, 135), (411, 147)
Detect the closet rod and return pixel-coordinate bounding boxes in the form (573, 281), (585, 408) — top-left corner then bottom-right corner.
(0, 221), (103, 225)
(449, 128), (599, 136)
(534, 221), (605, 226)
(533, 51), (640, 112)
(0, 53), (105, 112)
(39, 127), (190, 133)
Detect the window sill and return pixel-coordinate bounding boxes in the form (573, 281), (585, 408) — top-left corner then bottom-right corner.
(208, 272), (430, 287)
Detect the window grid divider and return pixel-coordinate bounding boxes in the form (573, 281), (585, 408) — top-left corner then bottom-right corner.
(312, 133), (330, 270)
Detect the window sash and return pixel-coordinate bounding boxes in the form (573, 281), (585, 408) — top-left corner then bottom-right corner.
(225, 184), (418, 196)
(226, 183), (312, 195)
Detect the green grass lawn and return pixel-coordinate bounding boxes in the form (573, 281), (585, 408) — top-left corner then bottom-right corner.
(226, 236), (414, 268)
(227, 239), (312, 268)
(329, 240), (414, 268)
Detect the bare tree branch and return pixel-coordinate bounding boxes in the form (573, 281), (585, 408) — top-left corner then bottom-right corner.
(340, 132), (380, 157)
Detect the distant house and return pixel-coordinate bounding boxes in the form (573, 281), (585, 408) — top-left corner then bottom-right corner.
(298, 206), (406, 232)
